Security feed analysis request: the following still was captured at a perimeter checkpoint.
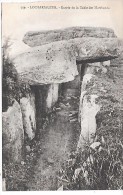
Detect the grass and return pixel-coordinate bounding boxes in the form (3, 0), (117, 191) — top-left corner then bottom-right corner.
(2, 41), (123, 190)
(57, 60), (123, 190)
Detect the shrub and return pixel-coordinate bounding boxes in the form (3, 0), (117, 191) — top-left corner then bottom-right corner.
(2, 38), (21, 111)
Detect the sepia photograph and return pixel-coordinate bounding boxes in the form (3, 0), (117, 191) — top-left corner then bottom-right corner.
(1, 0), (123, 191)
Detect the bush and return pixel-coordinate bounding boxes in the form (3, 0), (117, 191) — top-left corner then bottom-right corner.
(2, 38), (21, 111)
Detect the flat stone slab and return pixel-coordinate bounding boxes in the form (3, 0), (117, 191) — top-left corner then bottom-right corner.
(13, 37), (119, 85)
(23, 27), (116, 47)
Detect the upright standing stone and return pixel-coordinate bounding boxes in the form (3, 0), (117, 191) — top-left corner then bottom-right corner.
(20, 92), (36, 140)
(46, 84), (59, 109)
(2, 100), (24, 163)
(78, 93), (100, 149)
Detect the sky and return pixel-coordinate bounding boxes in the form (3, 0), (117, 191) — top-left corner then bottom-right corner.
(2, 0), (123, 57)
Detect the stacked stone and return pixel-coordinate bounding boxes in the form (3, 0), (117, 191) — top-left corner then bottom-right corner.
(3, 27), (119, 162)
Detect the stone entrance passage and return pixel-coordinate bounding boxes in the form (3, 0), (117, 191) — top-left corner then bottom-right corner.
(3, 26), (121, 191)
(31, 84), (59, 132)
(25, 84), (81, 190)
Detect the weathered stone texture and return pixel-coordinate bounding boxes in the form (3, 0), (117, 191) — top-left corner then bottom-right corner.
(77, 56), (122, 150)
(103, 60), (110, 66)
(20, 92), (36, 140)
(23, 27), (116, 47)
(2, 100), (24, 163)
(13, 38), (119, 85)
(46, 84), (59, 109)
(77, 94), (100, 149)
(77, 62), (110, 149)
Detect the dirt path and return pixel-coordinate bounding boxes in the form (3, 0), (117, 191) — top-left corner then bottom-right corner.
(26, 94), (80, 191)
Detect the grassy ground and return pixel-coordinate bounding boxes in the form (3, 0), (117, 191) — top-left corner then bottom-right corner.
(2, 93), (81, 191)
(57, 56), (123, 190)
(2, 46), (123, 190)
(3, 63), (123, 190)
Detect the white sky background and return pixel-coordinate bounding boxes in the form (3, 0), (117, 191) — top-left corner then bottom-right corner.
(2, 0), (123, 58)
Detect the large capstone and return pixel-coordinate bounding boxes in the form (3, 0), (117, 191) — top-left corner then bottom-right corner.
(13, 37), (119, 85)
(23, 27), (116, 47)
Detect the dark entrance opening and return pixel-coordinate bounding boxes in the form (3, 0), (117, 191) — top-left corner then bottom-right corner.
(59, 62), (87, 98)
(31, 85), (49, 132)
